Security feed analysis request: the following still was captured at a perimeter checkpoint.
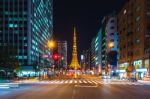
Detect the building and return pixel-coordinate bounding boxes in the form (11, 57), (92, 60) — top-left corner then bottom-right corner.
(91, 37), (96, 69)
(81, 49), (91, 71)
(90, 14), (118, 76)
(57, 41), (67, 68)
(94, 29), (102, 74)
(0, 0), (53, 76)
(105, 13), (118, 76)
(91, 27), (104, 75)
(117, 0), (150, 79)
(101, 17), (107, 74)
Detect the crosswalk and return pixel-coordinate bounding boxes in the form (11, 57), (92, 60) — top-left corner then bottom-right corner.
(39, 79), (144, 86)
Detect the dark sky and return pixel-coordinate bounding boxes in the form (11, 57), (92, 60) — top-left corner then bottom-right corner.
(53, 0), (126, 62)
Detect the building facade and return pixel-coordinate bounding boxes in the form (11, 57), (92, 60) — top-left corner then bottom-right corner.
(105, 14), (118, 75)
(91, 14), (118, 76)
(57, 41), (67, 68)
(94, 29), (102, 74)
(0, 0), (53, 76)
(81, 49), (91, 71)
(91, 37), (96, 69)
(117, 0), (150, 79)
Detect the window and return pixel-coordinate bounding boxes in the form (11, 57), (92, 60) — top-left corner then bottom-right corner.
(124, 9), (127, 15)
(136, 16), (140, 22)
(110, 19), (115, 23)
(110, 33), (114, 36)
(135, 39), (140, 44)
(110, 26), (115, 29)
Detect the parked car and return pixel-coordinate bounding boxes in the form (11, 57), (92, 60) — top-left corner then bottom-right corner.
(128, 77), (137, 82)
(102, 75), (111, 79)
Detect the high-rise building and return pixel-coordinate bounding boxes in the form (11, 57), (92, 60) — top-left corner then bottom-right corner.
(91, 37), (96, 69)
(91, 14), (118, 76)
(105, 13), (118, 75)
(91, 28), (103, 74)
(94, 29), (102, 74)
(57, 41), (67, 68)
(101, 17), (107, 71)
(117, 0), (150, 79)
(81, 49), (91, 70)
(0, 0), (53, 76)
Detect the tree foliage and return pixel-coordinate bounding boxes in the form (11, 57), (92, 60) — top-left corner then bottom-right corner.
(0, 45), (20, 71)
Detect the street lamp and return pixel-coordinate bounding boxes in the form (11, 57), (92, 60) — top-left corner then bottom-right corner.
(42, 40), (56, 79)
(108, 42), (114, 49)
(47, 40), (56, 49)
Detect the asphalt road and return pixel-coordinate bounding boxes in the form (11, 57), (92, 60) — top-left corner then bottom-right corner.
(1, 78), (150, 99)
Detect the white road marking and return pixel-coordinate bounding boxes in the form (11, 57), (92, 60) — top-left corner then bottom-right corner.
(69, 80), (73, 84)
(75, 85), (98, 88)
(79, 80), (82, 83)
(83, 81), (87, 83)
(74, 80), (77, 83)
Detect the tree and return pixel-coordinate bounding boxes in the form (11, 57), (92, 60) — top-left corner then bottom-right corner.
(0, 45), (20, 73)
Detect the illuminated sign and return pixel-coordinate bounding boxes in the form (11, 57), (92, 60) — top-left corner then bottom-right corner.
(81, 55), (84, 60)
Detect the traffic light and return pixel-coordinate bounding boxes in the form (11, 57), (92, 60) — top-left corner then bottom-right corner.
(52, 53), (60, 61)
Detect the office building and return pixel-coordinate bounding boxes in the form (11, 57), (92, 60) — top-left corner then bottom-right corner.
(105, 13), (118, 75)
(0, 0), (53, 76)
(57, 41), (67, 68)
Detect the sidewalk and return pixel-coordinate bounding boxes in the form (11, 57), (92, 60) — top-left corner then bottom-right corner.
(138, 80), (150, 85)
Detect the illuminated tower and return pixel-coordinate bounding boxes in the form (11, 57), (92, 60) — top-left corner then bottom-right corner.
(70, 28), (80, 69)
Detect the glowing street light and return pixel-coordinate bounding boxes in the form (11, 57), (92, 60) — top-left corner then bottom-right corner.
(61, 57), (64, 60)
(108, 42), (114, 49)
(47, 40), (56, 49)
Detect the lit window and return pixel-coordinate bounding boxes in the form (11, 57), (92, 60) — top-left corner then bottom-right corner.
(136, 16), (140, 21)
(136, 39), (140, 44)
(124, 9), (127, 14)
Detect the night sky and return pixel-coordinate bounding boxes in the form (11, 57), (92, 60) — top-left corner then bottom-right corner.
(53, 0), (126, 62)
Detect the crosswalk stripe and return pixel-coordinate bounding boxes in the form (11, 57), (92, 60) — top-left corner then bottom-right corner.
(83, 81), (87, 83)
(55, 80), (59, 84)
(79, 80), (82, 83)
(69, 80), (73, 83)
(65, 80), (68, 83)
(60, 80), (64, 84)
(74, 80), (77, 83)
(38, 80), (145, 86)
(88, 81), (92, 83)
(92, 81), (98, 84)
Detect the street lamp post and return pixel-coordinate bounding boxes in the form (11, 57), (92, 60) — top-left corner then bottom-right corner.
(47, 40), (56, 78)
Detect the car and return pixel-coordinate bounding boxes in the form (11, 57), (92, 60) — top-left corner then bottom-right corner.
(128, 77), (137, 82)
(102, 75), (111, 79)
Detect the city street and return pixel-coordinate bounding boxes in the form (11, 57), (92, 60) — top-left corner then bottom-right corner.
(1, 76), (150, 99)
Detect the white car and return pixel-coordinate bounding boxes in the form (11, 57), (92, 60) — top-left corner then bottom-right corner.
(102, 75), (111, 79)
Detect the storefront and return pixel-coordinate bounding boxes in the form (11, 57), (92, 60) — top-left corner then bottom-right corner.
(133, 60), (148, 79)
(134, 68), (147, 79)
(116, 69), (126, 79)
